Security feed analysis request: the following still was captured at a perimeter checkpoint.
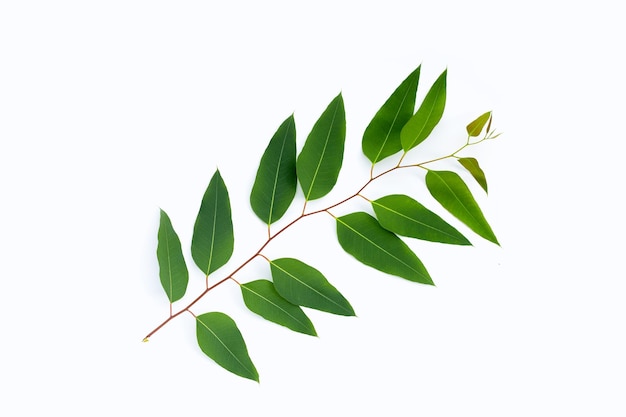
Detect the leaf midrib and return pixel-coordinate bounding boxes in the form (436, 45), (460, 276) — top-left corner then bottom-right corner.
(305, 101), (339, 201)
(242, 285), (310, 332)
(197, 318), (254, 376)
(271, 261), (349, 314)
(372, 83), (413, 163)
(337, 216), (426, 279)
(268, 121), (292, 224)
(407, 83), (443, 149)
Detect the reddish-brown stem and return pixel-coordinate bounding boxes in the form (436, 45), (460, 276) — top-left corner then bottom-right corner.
(143, 142), (474, 341)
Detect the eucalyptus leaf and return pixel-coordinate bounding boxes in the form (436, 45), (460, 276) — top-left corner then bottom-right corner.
(250, 115), (297, 224)
(336, 212), (433, 285)
(458, 157), (488, 193)
(156, 209), (189, 302)
(425, 170), (498, 244)
(362, 66), (420, 164)
(196, 312), (259, 382)
(400, 69), (447, 152)
(296, 93), (346, 201)
(270, 258), (355, 316)
(372, 194), (470, 245)
(191, 170), (234, 275)
(466, 111), (491, 137)
(241, 280), (317, 336)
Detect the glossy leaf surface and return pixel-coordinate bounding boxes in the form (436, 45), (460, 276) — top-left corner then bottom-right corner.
(466, 111), (491, 137)
(458, 157), (488, 193)
(336, 212), (433, 285)
(241, 280), (317, 336)
(250, 115), (297, 224)
(400, 69), (447, 152)
(425, 170), (498, 244)
(157, 209), (189, 302)
(196, 312), (258, 382)
(296, 94), (346, 201)
(270, 258), (355, 316)
(362, 66), (420, 164)
(372, 194), (470, 245)
(191, 170), (234, 275)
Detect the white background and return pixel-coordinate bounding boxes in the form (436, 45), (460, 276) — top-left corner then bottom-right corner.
(1, 1), (624, 415)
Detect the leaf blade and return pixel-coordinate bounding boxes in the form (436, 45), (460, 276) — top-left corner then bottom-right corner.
(372, 194), (471, 245)
(458, 157), (488, 193)
(466, 111), (492, 137)
(156, 209), (189, 302)
(250, 115), (297, 224)
(336, 212), (433, 285)
(191, 170), (234, 275)
(400, 69), (447, 152)
(196, 312), (259, 382)
(362, 66), (420, 164)
(425, 170), (498, 244)
(270, 258), (355, 316)
(241, 280), (317, 336)
(296, 93), (346, 201)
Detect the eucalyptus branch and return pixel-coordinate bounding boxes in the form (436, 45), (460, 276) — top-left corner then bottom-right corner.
(147, 65), (501, 382)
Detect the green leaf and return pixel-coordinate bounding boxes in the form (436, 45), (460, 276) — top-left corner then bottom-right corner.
(372, 195), (470, 245)
(250, 115), (297, 225)
(296, 93), (346, 201)
(336, 212), (433, 285)
(156, 209), (189, 302)
(362, 66), (420, 164)
(241, 280), (317, 336)
(458, 157), (488, 193)
(191, 170), (234, 275)
(270, 258), (355, 316)
(196, 312), (259, 382)
(466, 111), (491, 137)
(425, 170), (498, 244)
(400, 69), (447, 152)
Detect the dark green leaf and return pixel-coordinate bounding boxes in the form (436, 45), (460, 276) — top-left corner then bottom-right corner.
(400, 69), (447, 152)
(196, 312), (259, 382)
(270, 258), (355, 316)
(241, 280), (317, 336)
(425, 170), (498, 244)
(156, 209), (189, 302)
(362, 66), (420, 164)
(466, 111), (491, 137)
(372, 195), (470, 245)
(250, 115), (297, 224)
(336, 212), (433, 285)
(296, 93), (346, 201)
(191, 170), (234, 275)
(458, 157), (488, 193)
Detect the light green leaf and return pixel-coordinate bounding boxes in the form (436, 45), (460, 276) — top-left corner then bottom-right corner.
(196, 312), (259, 382)
(250, 115), (297, 225)
(296, 93), (346, 201)
(425, 170), (498, 244)
(362, 66), (420, 164)
(458, 157), (488, 193)
(157, 209), (189, 302)
(372, 195), (470, 245)
(466, 111), (491, 137)
(336, 212), (433, 285)
(400, 69), (447, 152)
(191, 170), (234, 275)
(241, 280), (317, 336)
(270, 258), (355, 316)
